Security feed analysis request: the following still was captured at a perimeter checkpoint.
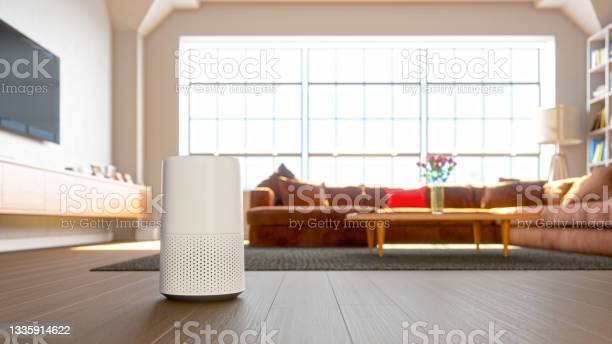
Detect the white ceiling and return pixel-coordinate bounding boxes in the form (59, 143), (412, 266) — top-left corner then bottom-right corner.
(104, 0), (603, 36)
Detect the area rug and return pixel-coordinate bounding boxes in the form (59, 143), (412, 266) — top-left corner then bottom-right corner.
(91, 247), (612, 271)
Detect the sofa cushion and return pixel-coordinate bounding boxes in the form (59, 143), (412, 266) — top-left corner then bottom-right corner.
(561, 166), (612, 205)
(363, 186), (388, 208)
(278, 177), (329, 206)
(510, 226), (612, 256)
(539, 203), (587, 225)
(583, 201), (611, 225)
(439, 185), (475, 208)
(247, 205), (374, 226)
(250, 187), (275, 208)
(325, 185), (366, 207)
(536, 201), (612, 229)
(481, 181), (544, 208)
(543, 177), (580, 205)
(472, 185), (486, 209)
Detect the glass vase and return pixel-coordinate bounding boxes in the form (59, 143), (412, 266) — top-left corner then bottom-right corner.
(430, 183), (444, 214)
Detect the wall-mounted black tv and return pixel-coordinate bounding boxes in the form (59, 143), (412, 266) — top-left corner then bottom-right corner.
(0, 19), (60, 143)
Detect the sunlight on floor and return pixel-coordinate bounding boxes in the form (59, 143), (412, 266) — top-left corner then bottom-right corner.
(384, 244), (520, 250)
(71, 241), (161, 251)
(72, 241), (518, 251)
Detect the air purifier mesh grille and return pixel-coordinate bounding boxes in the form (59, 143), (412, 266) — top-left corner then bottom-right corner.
(160, 233), (245, 295)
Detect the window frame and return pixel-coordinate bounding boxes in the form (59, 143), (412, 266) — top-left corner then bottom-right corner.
(179, 36), (556, 188)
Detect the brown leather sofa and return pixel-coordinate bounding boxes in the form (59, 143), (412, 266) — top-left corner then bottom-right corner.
(508, 167), (612, 256)
(246, 165), (612, 256)
(510, 200), (612, 256)
(247, 183), (503, 247)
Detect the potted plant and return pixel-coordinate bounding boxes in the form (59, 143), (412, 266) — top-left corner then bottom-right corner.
(417, 154), (457, 214)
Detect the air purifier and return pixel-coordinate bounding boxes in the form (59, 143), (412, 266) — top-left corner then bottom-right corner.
(160, 156), (245, 300)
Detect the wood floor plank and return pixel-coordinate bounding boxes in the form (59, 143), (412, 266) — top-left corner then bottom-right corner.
(265, 271), (352, 344)
(0, 271), (131, 309)
(328, 272), (409, 344)
(151, 271), (285, 344)
(0, 246), (76, 265)
(448, 272), (611, 343)
(481, 272), (612, 339)
(0, 272), (156, 322)
(0, 248), (121, 272)
(1, 245), (612, 344)
(488, 271), (612, 311)
(337, 304), (408, 344)
(573, 270), (612, 283)
(370, 271), (543, 344)
(28, 272), (165, 344)
(0, 254), (107, 278)
(369, 272), (487, 328)
(0, 251), (155, 293)
(328, 271), (397, 306)
(523, 271), (612, 295)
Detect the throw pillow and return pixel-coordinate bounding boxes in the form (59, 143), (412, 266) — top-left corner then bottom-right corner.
(276, 163), (295, 179)
(543, 177), (580, 205)
(278, 177), (329, 207)
(384, 187), (428, 208)
(256, 164), (298, 205)
(561, 166), (612, 205)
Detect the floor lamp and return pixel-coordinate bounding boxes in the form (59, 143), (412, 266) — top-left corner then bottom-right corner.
(535, 105), (582, 182)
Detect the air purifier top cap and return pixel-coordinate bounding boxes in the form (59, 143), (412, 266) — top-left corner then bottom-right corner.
(161, 156), (243, 236)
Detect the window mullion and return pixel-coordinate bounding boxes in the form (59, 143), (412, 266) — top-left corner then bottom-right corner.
(420, 48), (429, 182)
(301, 48), (309, 179)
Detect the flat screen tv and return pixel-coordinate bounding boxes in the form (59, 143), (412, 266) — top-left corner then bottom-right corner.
(0, 19), (60, 143)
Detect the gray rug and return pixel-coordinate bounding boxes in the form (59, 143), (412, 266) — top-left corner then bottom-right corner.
(91, 247), (612, 271)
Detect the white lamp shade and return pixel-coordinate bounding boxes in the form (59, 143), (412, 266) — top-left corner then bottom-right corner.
(535, 105), (582, 145)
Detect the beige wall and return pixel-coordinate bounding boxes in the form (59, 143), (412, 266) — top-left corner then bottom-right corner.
(112, 31), (140, 180)
(0, 0), (114, 251)
(0, 0), (112, 170)
(144, 2), (588, 193)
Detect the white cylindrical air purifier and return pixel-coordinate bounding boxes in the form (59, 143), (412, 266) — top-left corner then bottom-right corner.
(160, 156), (245, 300)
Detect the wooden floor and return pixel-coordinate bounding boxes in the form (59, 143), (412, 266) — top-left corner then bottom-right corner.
(0, 246), (611, 344)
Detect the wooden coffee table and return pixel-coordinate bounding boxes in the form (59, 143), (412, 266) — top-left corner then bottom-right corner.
(346, 207), (538, 257)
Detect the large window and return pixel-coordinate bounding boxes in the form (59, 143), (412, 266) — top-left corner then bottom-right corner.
(179, 37), (555, 189)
